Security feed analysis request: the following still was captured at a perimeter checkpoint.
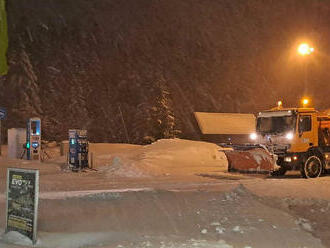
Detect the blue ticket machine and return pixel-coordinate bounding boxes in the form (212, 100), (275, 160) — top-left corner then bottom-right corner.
(68, 129), (89, 170)
(26, 118), (41, 160)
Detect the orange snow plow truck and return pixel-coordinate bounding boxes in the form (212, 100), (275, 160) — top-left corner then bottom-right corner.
(195, 102), (330, 178)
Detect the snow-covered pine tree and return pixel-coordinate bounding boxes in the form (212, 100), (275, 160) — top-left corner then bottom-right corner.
(7, 46), (42, 126)
(152, 77), (177, 140)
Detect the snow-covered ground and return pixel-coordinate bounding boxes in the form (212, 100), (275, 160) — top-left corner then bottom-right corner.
(0, 139), (330, 248)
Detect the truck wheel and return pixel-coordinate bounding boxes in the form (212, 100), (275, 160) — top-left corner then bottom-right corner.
(300, 156), (323, 178)
(271, 167), (287, 176)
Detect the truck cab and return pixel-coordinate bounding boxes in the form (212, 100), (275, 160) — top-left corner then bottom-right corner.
(253, 107), (330, 178)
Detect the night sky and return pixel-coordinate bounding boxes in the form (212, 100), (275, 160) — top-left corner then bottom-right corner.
(1, 0), (330, 142)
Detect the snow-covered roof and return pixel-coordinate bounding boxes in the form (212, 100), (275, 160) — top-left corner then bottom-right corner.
(194, 112), (256, 135)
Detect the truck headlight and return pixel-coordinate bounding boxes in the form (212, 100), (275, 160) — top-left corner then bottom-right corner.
(284, 157), (292, 162)
(285, 132), (294, 140)
(249, 133), (257, 140)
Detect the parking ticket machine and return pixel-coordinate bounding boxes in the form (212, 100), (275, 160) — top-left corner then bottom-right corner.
(26, 117), (41, 160)
(68, 129), (89, 170)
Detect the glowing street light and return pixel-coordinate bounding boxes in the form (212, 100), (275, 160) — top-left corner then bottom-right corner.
(297, 43), (314, 56)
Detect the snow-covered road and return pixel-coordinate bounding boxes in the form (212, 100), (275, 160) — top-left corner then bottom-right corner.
(1, 140), (330, 247)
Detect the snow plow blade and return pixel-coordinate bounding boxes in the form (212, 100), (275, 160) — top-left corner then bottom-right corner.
(223, 145), (277, 174)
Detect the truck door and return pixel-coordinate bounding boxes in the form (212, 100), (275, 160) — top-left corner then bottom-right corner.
(297, 114), (316, 152)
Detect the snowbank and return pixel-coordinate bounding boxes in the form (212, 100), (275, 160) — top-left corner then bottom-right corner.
(96, 139), (228, 177)
(1, 231), (34, 246)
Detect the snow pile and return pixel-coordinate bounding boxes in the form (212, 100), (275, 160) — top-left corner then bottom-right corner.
(295, 218), (313, 232)
(0, 231), (34, 246)
(96, 139), (228, 178)
(98, 155), (149, 178)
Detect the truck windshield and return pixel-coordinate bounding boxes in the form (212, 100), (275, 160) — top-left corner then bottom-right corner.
(257, 115), (296, 135)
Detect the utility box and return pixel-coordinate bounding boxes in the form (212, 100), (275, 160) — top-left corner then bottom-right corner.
(27, 118), (41, 161)
(8, 128), (26, 159)
(68, 129), (88, 170)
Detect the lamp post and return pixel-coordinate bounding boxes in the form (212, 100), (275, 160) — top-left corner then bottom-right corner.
(297, 43), (314, 94)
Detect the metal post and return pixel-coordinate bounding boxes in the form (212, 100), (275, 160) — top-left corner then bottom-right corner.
(304, 58), (308, 95)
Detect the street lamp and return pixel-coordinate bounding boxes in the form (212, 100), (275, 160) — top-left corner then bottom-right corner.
(297, 43), (314, 94)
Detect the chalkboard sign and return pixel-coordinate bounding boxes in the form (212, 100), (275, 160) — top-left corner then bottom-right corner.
(5, 168), (39, 244)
